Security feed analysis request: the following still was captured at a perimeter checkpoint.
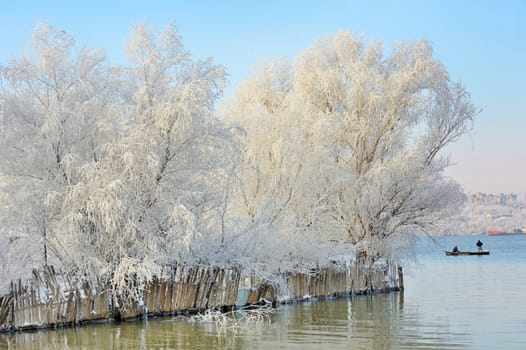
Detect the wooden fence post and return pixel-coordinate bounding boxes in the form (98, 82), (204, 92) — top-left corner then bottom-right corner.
(397, 266), (404, 290)
(11, 281), (15, 330)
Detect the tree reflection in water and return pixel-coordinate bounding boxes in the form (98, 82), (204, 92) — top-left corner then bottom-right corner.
(1, 292), (470, 350)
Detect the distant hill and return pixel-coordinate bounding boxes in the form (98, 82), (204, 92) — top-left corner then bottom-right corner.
(453, 192), (526, 234)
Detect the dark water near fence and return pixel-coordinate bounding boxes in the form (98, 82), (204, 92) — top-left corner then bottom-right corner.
(1, 234), (525, 349)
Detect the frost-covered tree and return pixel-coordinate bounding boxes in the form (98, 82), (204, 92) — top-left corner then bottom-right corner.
(0, 23), (116, 271)
(0, 23), (236, 302)
(224, 31), (477, 265)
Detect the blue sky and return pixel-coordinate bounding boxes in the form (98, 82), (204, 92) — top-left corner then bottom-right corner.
(1, 0), (525, 195)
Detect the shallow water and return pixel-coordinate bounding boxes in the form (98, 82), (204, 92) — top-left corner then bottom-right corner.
(2, 234), (525, 349)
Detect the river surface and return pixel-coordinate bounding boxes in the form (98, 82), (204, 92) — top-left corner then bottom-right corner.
(1, 234), (525, 349)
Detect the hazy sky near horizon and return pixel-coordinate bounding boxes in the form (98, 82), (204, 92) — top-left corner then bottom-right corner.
(1, 0), (524, 195)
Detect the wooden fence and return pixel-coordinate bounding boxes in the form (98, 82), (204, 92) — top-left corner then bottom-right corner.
(0, 261), (403, 332)
(0, 265), (240, 331)
(240, 260), (403, 305)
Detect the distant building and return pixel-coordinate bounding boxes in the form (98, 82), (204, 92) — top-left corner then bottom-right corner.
(466, 192), (520, 207)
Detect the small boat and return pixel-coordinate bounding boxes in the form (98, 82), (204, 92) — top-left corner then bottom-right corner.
(445, 250), (490, 256)
(487, 229), (526, 236)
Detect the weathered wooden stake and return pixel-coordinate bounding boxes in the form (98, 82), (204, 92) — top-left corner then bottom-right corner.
(397, 266), (404, 290)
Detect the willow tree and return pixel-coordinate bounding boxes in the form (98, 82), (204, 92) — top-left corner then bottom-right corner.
(0, 23), (236, 301)
(0, 23), (116, 272)
(225, 31), (476, 264)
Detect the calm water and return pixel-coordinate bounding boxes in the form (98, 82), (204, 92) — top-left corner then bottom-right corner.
(1, 234), (525, 349)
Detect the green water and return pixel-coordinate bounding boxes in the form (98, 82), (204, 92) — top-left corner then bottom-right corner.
(1, 234), (525, 349)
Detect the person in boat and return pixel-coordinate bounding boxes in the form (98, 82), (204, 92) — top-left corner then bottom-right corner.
(476, 240), (483, 252)
(452, 245), (459, 253)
